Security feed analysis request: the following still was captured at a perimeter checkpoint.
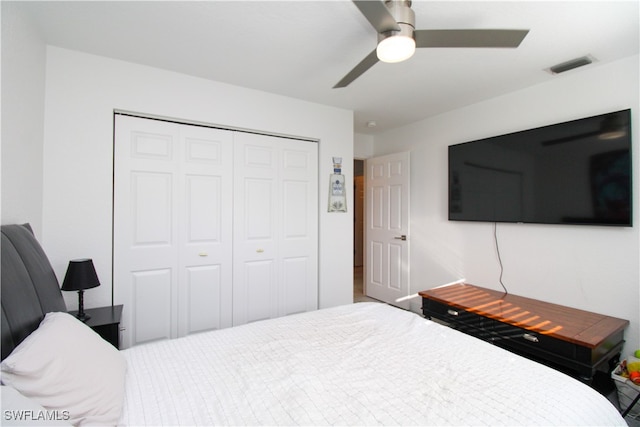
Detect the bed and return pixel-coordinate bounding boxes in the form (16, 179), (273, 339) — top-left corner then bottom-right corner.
(0, 223), (627, 426)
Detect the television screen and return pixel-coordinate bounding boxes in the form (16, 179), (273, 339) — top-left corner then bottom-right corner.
(448, 109), (632, 226)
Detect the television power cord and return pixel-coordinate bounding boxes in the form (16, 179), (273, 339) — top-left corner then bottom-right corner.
(494, 222), (508, 295)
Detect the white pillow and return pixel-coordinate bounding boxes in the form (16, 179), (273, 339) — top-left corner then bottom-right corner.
(1, 312), (126, 426)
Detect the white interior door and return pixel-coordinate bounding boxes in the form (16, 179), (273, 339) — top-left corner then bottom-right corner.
(232, 132), (318, 325)
(365, 152), (410, 308)
(114, 115), (233, 348)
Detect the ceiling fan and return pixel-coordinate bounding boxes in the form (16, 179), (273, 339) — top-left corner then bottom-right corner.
(334, 0), (529, 88)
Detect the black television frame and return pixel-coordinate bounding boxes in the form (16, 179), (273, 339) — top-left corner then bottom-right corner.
(448, 109), (632, 227)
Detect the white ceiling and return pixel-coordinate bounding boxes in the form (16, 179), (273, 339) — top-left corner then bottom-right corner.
(16, 0), (640, 134)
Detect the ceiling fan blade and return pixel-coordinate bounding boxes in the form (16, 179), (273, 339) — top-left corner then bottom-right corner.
(414, 29), (529, 48)
(353, 0), (401, 33)
(334, 49), (379, 88)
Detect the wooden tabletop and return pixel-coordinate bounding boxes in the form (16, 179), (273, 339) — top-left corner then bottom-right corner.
(419, 284), (629, 349)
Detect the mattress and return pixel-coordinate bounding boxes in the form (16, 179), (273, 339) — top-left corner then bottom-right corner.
(119, 302), (625, 426)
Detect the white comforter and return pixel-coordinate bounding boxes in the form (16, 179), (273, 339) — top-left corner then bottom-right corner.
(119, 303), (625, 426)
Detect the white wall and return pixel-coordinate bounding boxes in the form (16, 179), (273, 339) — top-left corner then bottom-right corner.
(354, 132), (374, 159)
(373, 55), (640, 355)
(1, 2), (46, 236)
(41, 47), (354, 313)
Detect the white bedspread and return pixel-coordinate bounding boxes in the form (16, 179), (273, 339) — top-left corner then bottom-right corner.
(119, 303), (625, 426)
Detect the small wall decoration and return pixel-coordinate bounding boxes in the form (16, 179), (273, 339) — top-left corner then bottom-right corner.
(328, 157), (347, 212)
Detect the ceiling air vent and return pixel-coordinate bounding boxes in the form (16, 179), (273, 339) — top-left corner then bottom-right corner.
(546, 55), (595, 75)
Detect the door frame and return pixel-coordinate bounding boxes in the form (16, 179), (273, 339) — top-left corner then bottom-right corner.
(353, 158), (366, 298)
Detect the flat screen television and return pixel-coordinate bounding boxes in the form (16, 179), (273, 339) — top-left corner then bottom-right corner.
(448, 109), (632, 226)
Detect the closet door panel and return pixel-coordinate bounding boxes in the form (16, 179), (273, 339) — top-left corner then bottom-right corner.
(233, 135), (278, 325)
(115, 117), (180, 348)
(178, 124), (233, 336)
(244, 178), (275, 240)
(233, 133), (317, 325)
(283, 180), (308, 237)
(115, 116), (233, 348)
(282, 256), (310, 315)
(243, 260), (277, 324)
(279, 140), (318, 315)
(131, 172), (173, 246)
(179, 172), (229, 334)
(186, 265), (221, 334)
(185, 175), (220, 241)
(131, 268), (173, 345)
(130, 131), (173, 160)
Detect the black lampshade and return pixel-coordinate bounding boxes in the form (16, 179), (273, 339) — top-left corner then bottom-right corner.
(61, 259), (101, 322)
(62, 259), (101, 291)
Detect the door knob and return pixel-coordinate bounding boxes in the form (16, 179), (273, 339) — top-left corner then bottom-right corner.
(394, 235), (407, 241)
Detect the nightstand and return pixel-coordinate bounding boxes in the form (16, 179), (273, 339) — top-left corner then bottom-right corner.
(69, 305), (123, 349)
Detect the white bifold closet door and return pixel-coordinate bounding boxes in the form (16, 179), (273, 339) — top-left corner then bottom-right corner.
(232, 132), (318, 325)
(114, 115), (318, 349)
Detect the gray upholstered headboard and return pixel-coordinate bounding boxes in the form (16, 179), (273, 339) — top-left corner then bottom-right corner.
(1, 224), (67, 360)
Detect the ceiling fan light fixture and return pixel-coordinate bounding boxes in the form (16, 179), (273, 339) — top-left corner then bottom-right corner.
(376, 2), (416, 64)
(377, 34), (416, 63)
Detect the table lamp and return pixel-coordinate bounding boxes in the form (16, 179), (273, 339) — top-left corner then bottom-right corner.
(62, 258), (101, 321)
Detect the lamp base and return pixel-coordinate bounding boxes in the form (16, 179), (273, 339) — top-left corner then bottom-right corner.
(75, 289), (91, 322)
(74, 312), (91, 322)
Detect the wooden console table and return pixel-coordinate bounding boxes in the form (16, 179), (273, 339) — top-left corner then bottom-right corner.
(419, 284), (629, 381)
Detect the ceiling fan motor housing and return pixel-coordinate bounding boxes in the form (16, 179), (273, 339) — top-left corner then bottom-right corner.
(378, 0), (415, 42)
